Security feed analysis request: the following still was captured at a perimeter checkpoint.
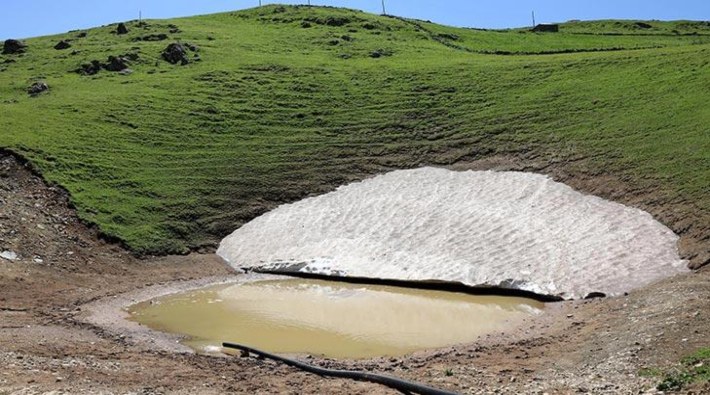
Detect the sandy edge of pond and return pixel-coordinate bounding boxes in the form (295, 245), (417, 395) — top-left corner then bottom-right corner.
(79, 274), (247, 354)
(79, 273), (551, 358)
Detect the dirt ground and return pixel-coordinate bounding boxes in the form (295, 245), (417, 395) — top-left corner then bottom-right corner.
(1, 152), (708, 395)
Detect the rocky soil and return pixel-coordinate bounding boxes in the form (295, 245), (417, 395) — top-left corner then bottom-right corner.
(1, 152), (708, 394)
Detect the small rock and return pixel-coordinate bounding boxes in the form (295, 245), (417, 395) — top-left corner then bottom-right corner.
(1, 250), (18, 260)
(3, 39), (27, 55)
(161, 42), (190, 65)
(103, 55), (129, 72)
(76, 60), (102, 75)
(369, 48), (393, 58)
(116, 23), (129, 35)
(27, 82), (49, 96)
(54, 40), (72, 50)
(77, 32), (88, 38)
(77, 55), (134, 75)
(584, 292), (606, 299)
(122, 52), (140, 61)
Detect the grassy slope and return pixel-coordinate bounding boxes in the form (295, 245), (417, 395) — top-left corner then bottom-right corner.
(0, 5), (708, 255)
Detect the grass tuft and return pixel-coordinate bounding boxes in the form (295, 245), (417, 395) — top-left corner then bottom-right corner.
(657, 348), (710, 391)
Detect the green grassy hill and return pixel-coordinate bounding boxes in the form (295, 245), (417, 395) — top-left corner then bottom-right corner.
(0, 5), (708, 262)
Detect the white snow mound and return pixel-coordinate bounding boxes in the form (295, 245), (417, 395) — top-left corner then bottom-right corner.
(217, 168), (687, 299)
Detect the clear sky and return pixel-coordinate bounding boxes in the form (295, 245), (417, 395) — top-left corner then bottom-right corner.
(2, 1), (709, 40)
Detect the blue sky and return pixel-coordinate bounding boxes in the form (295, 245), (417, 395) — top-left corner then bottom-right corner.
(2, 1), (709, 40)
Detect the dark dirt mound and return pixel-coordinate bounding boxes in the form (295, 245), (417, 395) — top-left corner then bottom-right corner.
(532, 24), (560, 33)
(75, 54), (137, 75)
(116, 22), (129, 35)
(54, 40), (72, 50)
(2, 39), (27, 55)
(370, 48), (394, 58)
(103, 55), (130, 72)
(76, 60), (102, 75)
(162, 42), (191, 65)
(27, 82), (49, 96)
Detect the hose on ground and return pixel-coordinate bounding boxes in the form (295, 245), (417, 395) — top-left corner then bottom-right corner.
(222, 342), (459, 395)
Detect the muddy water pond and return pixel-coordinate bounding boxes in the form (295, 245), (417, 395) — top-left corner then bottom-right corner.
(128, 279), (543, 359)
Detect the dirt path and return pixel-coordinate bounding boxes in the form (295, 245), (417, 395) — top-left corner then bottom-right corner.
(1, 153), (708, 394)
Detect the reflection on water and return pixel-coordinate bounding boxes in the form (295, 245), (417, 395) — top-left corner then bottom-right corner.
(128, 279), (543, 359)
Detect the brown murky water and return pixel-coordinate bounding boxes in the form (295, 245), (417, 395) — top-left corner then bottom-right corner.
(128, 279), (543, 359)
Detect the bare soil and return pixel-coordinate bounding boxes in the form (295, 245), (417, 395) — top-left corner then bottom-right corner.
(1, 153), (708, 394)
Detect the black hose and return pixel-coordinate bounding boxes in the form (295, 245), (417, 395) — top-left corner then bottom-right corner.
(222, 342), (460, 395)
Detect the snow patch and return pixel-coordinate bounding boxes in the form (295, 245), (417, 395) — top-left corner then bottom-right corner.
(217, 168), (687, 299)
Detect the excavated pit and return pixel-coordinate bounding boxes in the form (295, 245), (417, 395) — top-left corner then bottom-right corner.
(130, 167), (688, 359)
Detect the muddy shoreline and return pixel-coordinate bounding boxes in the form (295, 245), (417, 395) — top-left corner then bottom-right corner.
(88, 272), (547, 360)
(80, 274), (245, 354)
